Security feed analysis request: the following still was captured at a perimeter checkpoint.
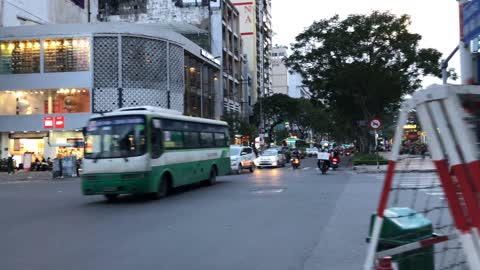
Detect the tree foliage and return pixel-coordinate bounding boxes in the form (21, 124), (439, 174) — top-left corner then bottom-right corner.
(253, 94), (330, 143)
(221, 112), (256, 144)
(286, 11), (446, 150)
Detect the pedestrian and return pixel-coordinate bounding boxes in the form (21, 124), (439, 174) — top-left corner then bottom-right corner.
(7, 155), (14, 175)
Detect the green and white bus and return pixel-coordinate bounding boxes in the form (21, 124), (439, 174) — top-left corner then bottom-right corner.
(81, 106), (230, 201)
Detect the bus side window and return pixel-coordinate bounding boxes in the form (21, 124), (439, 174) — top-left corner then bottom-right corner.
(200, 132), (214, 147)
(152, 119), (162, 158)
(214, 133), (226, 147)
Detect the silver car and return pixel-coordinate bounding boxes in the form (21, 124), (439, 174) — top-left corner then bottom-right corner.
(230, 145), (256, 174)
(255, 149), (287, 168)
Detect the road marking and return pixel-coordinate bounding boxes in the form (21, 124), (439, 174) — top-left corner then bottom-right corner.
(303, 167), (310, 170)
(251, 188), (285, 194)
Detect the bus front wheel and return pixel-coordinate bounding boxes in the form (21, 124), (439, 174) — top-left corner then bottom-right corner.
(104, 194), (119, 202)
(207, 167), (217, 186)
(153, 175), (170, 199)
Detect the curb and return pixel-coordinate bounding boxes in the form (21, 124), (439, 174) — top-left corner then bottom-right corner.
(0, 177), (80, 183)
(353, 169), (437, 174)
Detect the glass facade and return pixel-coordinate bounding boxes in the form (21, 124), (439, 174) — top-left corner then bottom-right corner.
(0, 88), (90, 115)
(0, 40), (41, 74)
(44, 38), (90, 72)
(184, 54), (217, 119)
(0, 38), (90, 74)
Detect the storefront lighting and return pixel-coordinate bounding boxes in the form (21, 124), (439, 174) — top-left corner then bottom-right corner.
(15, 92), (22, 98)
(27, 42), (33, 48)
(82, 90), (86, 93)
(43, 41), (48, 48)
(8, 43), (14, 50)
(72, 40), (78, 46)
(19, 42), (25, 49)
(189, 67), (196, 72)
(79, 40), (86, 47)
(23, 131), (27, 133)
(63, 40), (70, 46)
(56, 41), (61, 46)
(34, 42), (40, 49)
(1, 44), (5, 50)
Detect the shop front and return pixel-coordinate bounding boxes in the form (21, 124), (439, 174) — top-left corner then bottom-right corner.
(6, 130), (85, 168)
(0, 23), (221, 160)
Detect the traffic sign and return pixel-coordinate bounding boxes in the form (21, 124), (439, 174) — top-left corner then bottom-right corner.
(369, 118), (382, 130)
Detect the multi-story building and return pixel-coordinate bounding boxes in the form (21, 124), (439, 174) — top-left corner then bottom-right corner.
(231, 0), (272, 101)
(0, 23), (220, 161)
(271, 45), (311, 99)
(271, 45), (288, 95)
(0, 0), (97, 26)
(97, 0), (248, 117)
(288, 72), (312, 99)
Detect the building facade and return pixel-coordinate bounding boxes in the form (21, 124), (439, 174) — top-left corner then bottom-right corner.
(231, 0), (272, 101)
(288, 71), (312, 99)
(0, 0), (97, 26)
(0, 23), (220, 161)
(97, 0), (248, 116)
(271, 45), (288, 95)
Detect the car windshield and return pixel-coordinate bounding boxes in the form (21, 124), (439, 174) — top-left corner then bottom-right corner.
(262, 150), (277, 156)
(84, 116), (147, 159)
(230, 147), (241, 156)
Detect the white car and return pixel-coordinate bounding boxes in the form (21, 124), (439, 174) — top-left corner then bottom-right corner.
(254, 149), (287, 168)
(306, 147), (318, 157)
(230, 145), (256, 174)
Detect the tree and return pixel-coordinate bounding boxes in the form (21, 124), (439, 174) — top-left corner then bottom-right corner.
(221, 112), (256, 145)
(286, 11), (447, 152)
(253, 93), (300, 143)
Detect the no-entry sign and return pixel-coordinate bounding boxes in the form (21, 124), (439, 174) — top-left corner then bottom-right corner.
(369, 118), (382, 130)
(55, 116), (65, 129)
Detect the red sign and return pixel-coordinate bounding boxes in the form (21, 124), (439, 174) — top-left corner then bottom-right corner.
(55, 116), (65, 129)
(369, 118), (382, 130)
(44, 117), (54, 129)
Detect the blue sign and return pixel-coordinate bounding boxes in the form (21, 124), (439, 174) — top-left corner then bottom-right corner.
(464, 0), (480, 43)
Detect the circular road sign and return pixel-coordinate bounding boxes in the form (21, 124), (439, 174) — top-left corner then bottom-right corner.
(369, 118), (382, 130)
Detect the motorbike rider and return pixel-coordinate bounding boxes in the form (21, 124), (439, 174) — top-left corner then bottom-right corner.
(292, 149), (300, 159)
(317, 148), (331, 168)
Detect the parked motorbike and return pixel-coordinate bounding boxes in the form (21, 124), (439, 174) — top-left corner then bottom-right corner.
(291, 157), (300, 169)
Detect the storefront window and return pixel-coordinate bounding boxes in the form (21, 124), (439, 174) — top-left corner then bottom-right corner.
(0, 40), (40, 74)
(0, 88), (90, 115)
(184, 54), (217, 119)
(44, 38), (90, 72)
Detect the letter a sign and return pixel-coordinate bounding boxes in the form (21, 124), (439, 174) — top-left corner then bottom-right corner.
(369, 118), (382, 130)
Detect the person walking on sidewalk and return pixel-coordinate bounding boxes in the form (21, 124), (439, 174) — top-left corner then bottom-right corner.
(7, 155), (15, 175)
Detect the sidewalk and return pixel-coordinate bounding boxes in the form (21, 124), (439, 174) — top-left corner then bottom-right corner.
(352, 152), (437, 174)
(0, 171), (79, 182)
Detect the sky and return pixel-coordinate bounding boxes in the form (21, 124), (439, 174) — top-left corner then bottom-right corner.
(271, 0), (461, 86)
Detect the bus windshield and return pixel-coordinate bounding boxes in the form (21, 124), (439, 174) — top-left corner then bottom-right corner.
(84, 116), (147, 159)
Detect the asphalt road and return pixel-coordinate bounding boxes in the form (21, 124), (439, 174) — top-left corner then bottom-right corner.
(0, 157), (382, 270)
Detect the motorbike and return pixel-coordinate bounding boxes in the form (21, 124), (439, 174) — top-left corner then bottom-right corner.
(345, 151), (351, 157)
(318, 159), (329, 174)
(291, 157), (300, 169)
(330, 156), (340, 170)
